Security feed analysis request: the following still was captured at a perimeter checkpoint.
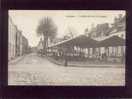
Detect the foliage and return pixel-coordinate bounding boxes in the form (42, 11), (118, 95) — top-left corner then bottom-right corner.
(36, 17), (57, 53)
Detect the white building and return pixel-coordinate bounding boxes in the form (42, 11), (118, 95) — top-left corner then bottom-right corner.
(8, 17), (17, 60)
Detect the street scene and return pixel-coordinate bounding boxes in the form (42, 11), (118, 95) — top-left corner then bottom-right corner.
(8, 10), (125, 85)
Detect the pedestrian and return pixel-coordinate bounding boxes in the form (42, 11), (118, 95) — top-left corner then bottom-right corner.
(64, 53), (68, 67)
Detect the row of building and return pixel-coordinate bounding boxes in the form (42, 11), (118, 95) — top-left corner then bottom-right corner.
(86, 14), (125, 39)
(83, 14), (126, 58)
(8, 17), (30, 61)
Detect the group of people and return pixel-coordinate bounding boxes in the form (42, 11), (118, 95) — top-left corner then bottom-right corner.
(38, 48), (125, 66)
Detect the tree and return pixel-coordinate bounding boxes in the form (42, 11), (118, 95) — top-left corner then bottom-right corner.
(96, 23), (110, 37)
(36, 17), (57, 54)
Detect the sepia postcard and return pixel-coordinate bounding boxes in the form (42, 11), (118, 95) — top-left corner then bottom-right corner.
(8, 10), (126, 86)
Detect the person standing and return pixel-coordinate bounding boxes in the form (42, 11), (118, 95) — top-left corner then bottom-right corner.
(63, 47), (68, 67)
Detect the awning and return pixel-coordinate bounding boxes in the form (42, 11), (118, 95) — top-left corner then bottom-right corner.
(48, 35), (125, 49)
(98, 36), (125, 47)
(63, 35), (98, 48)
(49, 35), (98, 48)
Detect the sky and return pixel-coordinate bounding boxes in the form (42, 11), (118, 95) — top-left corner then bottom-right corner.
(9, 10), (125, 47)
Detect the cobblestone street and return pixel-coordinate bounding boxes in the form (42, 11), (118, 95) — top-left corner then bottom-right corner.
(8, 53), (125, 86)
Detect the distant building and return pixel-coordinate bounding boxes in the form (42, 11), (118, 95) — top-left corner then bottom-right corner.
(31, 47), (38, 53)
(22, 35), (29, 55)
(84, 14), (126, 58)
(86, 14), (125, 40)
(111, 14), (125, 32)
(88, 23), (110, 38)
(110, 14), (126, 39)
(37, 38), (43, 51)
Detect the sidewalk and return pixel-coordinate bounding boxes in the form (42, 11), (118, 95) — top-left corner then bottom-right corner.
(8, 55), (26, 65)
(46, 56), (125, 68)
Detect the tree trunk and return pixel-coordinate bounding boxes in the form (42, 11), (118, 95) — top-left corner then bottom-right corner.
(43, 33), (47, 55)
(45, 37), (48, 55)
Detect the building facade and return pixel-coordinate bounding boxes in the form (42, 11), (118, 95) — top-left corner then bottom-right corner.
(8, 17), (17, 60)
(15, 30), (22, 56)
(84, 14), (126, 60)
(8, 17), (29, 61)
